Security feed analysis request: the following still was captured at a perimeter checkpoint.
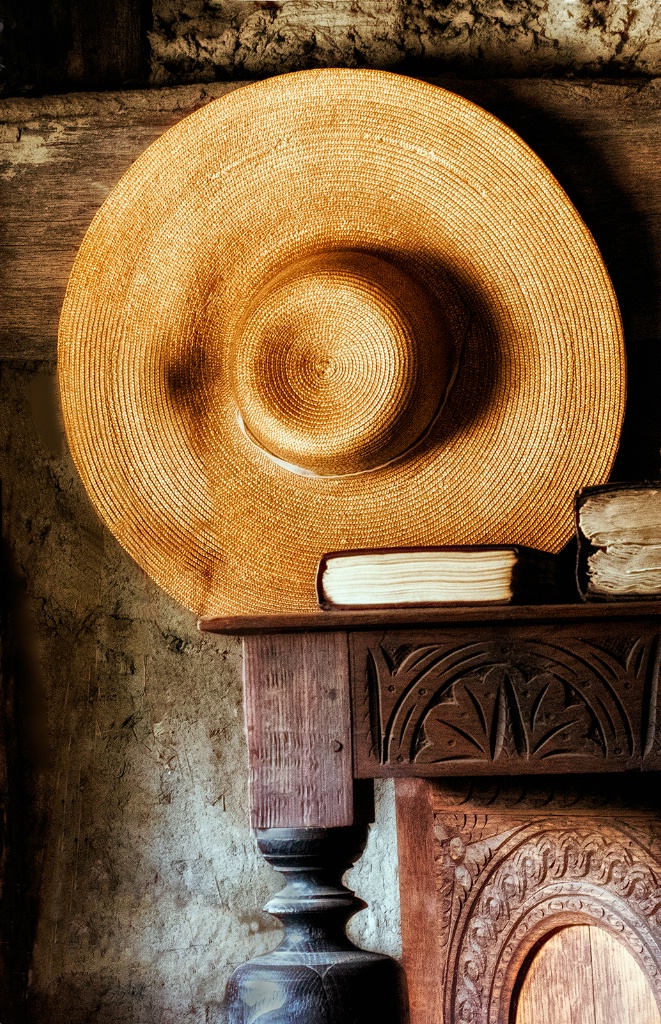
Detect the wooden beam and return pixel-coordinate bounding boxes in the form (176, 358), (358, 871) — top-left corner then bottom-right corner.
(0, 82), (246, 362)
(242, 632), (354, 828)
(395, 779), (444, 1024)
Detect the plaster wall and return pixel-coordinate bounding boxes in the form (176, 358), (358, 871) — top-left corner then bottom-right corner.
(0, 361), (400, 1021)
(150, 0), (661, 83)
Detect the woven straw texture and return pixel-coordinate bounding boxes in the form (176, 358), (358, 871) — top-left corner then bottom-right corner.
(58, 68), (626, 616)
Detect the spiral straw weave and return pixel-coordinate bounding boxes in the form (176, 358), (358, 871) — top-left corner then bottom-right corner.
(58, 68), (626, 616)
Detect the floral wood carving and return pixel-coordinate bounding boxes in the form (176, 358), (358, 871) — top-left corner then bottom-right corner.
(432, 810), (661, 1023)
(351, 625), (661, 775)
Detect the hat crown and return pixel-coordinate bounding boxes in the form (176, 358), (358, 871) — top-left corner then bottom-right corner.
(231, 250), (454, 476)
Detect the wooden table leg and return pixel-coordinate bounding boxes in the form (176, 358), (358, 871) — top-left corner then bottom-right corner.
(225, 633), (408, 1024)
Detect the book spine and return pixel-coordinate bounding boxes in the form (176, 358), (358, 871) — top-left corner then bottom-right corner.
(574, 490), (590, 601)
(509, 549), (561, 604)
(315, 554), (332, 609)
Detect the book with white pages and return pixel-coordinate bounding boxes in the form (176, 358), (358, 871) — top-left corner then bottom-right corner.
(315, 546), (559, 609)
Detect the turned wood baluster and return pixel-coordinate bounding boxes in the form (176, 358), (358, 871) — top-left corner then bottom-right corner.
(225, 825), (407, 1023)
(225, 632), (408, 1024)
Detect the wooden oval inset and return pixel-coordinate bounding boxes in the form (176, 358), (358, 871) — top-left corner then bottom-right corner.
(516, 925), (661, 1024)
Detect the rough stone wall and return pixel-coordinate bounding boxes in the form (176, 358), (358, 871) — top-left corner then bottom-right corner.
(0, 361), (400, 1021)
(150, 0), (661, 84)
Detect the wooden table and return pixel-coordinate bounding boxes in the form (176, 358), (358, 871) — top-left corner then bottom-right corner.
(202, 601), (661, 1023)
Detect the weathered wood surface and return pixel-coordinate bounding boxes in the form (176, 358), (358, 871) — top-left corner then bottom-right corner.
(2, 76), (661, 476)
(242, 632), (354, 828)
(351, 616), (661, 776)
(516, 925), (661, 1024)
(201, 600), (661, 635)
(396, 776), (661, 1024)
(394, 780), (443, 1024)
(0, 81), (246, 362)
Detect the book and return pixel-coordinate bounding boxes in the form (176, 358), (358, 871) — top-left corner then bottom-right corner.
(315, 546), (559, 609)
(576, 482), (661, 599)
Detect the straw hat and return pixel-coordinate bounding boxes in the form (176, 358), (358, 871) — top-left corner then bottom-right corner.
(58, 69), (625, 616)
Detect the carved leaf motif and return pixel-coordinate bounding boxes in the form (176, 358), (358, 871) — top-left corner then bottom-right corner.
(416, 675), (500, 764)
(433, 814), (519, 963)
(523, 674), (605, 760)
(355, 627), (661, 772)
(358, 630), (661, 770)
(415, 666), (604, 765)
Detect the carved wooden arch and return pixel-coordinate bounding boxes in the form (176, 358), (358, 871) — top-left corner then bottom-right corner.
(437, 817), (661, 1024)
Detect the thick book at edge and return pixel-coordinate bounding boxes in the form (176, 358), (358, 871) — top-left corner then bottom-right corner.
(576, 482), (661, 601)
(316, 545), (559, 609)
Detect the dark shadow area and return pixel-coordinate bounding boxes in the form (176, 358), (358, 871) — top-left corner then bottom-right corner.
(0, 0), (152, 97)
(437, 770), (661, 812)
(0, 532), (48, 1022)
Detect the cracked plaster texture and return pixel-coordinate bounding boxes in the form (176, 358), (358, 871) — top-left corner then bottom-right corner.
(150, 0), (661, 84)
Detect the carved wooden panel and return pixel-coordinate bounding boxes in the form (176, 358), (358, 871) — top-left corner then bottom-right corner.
(351, 621), (661, 775)
(396, 777), (661, 1024)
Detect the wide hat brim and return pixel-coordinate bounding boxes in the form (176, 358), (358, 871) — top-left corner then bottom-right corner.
(58, 69), (625, 616)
